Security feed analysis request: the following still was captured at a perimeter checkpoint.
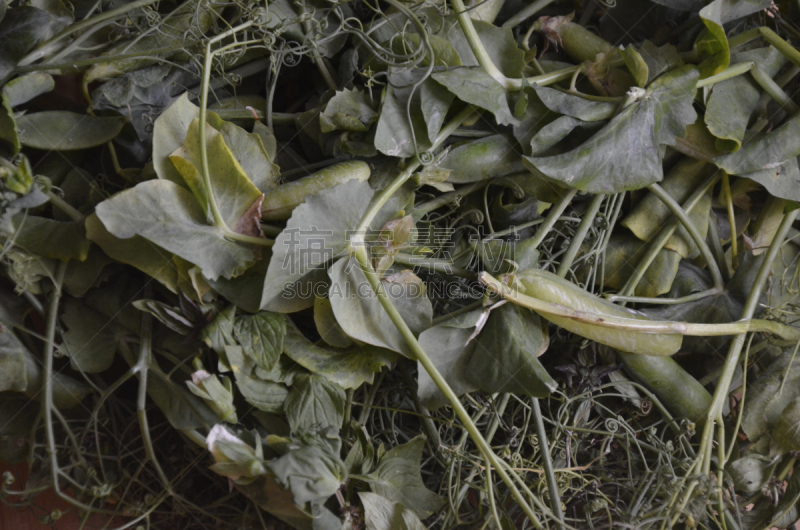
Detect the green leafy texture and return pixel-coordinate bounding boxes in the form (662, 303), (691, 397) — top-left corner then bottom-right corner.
(210, 115), (279, 193)
(132, 299), (193, 335)
(208, 258), (268, 313)
(390, 33), (463, 68)
(359, 492), (426, 530)
(186, 370), (238, 424)
(147, 371), (221, 430)
(531, 86), (616, 122)
(588, 234), (681, 297)
(696, 0), (770, 77)
(328, 257), (432, 357)
(363, 435), (445, 519)
(320, 89), (378, 133)
(432, 67), (518, 126)
(60, 298), (125, 373)
(85, 213), (187, 295)
(705, 46), (786, 152)
(468, 303), (556, 396)
(637, 41), (684, 86)
(524, 66), (699, 193)
(440, 134), (524, 183)
(16, 111), (125, 150)
(440, 19), (525, 77)
(3, 72), (54, 106)
(266, 429), (348, 506)
(171, 117), (264, 231)
(420, 78), (455, 145)
(84, 0), (222, 82)
(728, 455), (777, 493)
(225, 345), (288, 413)
(261, 179), (375, 308)
(201, 305), (236, 363)
(9, 216), (90, 261)
(621, 158), (713, 259)
(95, 180), (259, 281)
(314, 294), (353, 348)
(283, 320), (397, 389)
(233, 311), (285, 372)
(206, 425), (266, 481)
(153, 93), (199, 185)
(772, 396), (800, 453)
(374, 82), (426, 158)
(62, 247), (112, 298)
(417, 309), (485, 410)
(620, 46), (649, 88)
(743, 347), (800, 443)
(0, 5), (70, 80)
(528, 117), (603, 157)
(0, 327), (90, 409)
(285, 374), (346, 432)
(714, 112), (800, 201)
(0, 93), (19, 154)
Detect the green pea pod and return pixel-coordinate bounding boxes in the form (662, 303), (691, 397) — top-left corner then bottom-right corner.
(615, 351), (711, 424)
(261, 161), (370, 221)
(485, 269), (683, 356)
(543, 21), (613, 64)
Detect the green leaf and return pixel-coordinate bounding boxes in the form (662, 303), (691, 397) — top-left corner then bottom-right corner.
(226, 345), (288, 413)
(773, 396), (800, 453)
(187, 370), (238, 424)
(16, 111), (125, 150)
(636, 41), (684, 86)
(261, 179), (375, 308)
(320, 88), (378, 133)
(420, 78), (454, 145)
(132, 299), (193, 335)
(728, 455), (777, 493)
(283, 319), (396, 389)
(233, 311), (285, 372)
(705, 46), (786, 152)
(620, 46), (649, 87)
(374, 82), (426, 158)
(440, 134), (524, 183)
(328, 257), (432, 357)
(3, 72), (54, 107)
(285, 374), (346, 432)
(363, 435), (445, 518)
(527, 116), (602, 157)
(417, 309), (485, 409)
(432, 67), (518, 126)
(524, 66), (698, 193)
(714, 113), (800, 201)
(696, 0), (770, 77)
(390, 33), (463, 68)
(266, 429), (348, 506)
(85, 213), (187, 295)
(314, 293), (353, 348)
(531, 86), (616, 122)
(210, 115), (279, 193)
(0, 394), (38, 463)
(0, 6), (70, 80)
(153, 93), (199, 185)
(359, 492), (426, 530)
(468, 303), (556, 396)
(0, 92), (19, 154)
(60, 299), (125, 373)
(440, 19), (525, 77)
(621, 157), (713, 259)
(95, 179), (260, 281)
(743, 346), (800, 442)
(10, 216), (90, 261)
(588, 234), (681, 297)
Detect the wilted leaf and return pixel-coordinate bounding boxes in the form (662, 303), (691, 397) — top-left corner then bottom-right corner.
(440, 134), (524, 183)
(432, 67), (518, 126)
(225, 345), (288, 413)
(359, 492), (426, 530)
(320, 88), (377, 133)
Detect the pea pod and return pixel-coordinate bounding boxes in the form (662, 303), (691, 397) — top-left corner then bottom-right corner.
(616, 351), (712, 423)
(261, 160), (370, 221)
(483, 269), (683, 356)
(534, 18), (613, 63)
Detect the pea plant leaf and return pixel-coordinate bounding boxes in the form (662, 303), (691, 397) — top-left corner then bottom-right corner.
(361, 435), (445, 519)
(261, 179), (375, 308)
(16, 111), (125, 150)
(524, 66), (699, 193)
(359, 492), (426, 530)
(695, 0), (771, 77)
(432, 66), (518, 126)
(232, 311), (285, 372)
(282, 320), (397, 389)
(95, 179), (260, 281)
(284, 374), (346, 432)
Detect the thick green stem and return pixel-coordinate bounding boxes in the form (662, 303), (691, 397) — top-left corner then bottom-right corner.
(556, 193), (604, 278)
(750, 65), (800, 114)
(696, 62), (754, 88)
(532, 397), (565, 528)
(530, 189), (579, 250)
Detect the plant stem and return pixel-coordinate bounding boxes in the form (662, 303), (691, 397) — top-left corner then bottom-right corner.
(759, 27), (800, 68)
(556, 193), (604, 278)
(648, 182), (724, 290)
(532, 397), (565, 529)
(530, 189), (579, 250)
(502, 0), (557, 28)
(750, 64), (800, 114)
(696, 62), (754, 88)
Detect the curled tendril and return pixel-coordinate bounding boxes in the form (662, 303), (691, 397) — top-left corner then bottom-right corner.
(418, 150), (435, 165)
(604, 417), (621, 433)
